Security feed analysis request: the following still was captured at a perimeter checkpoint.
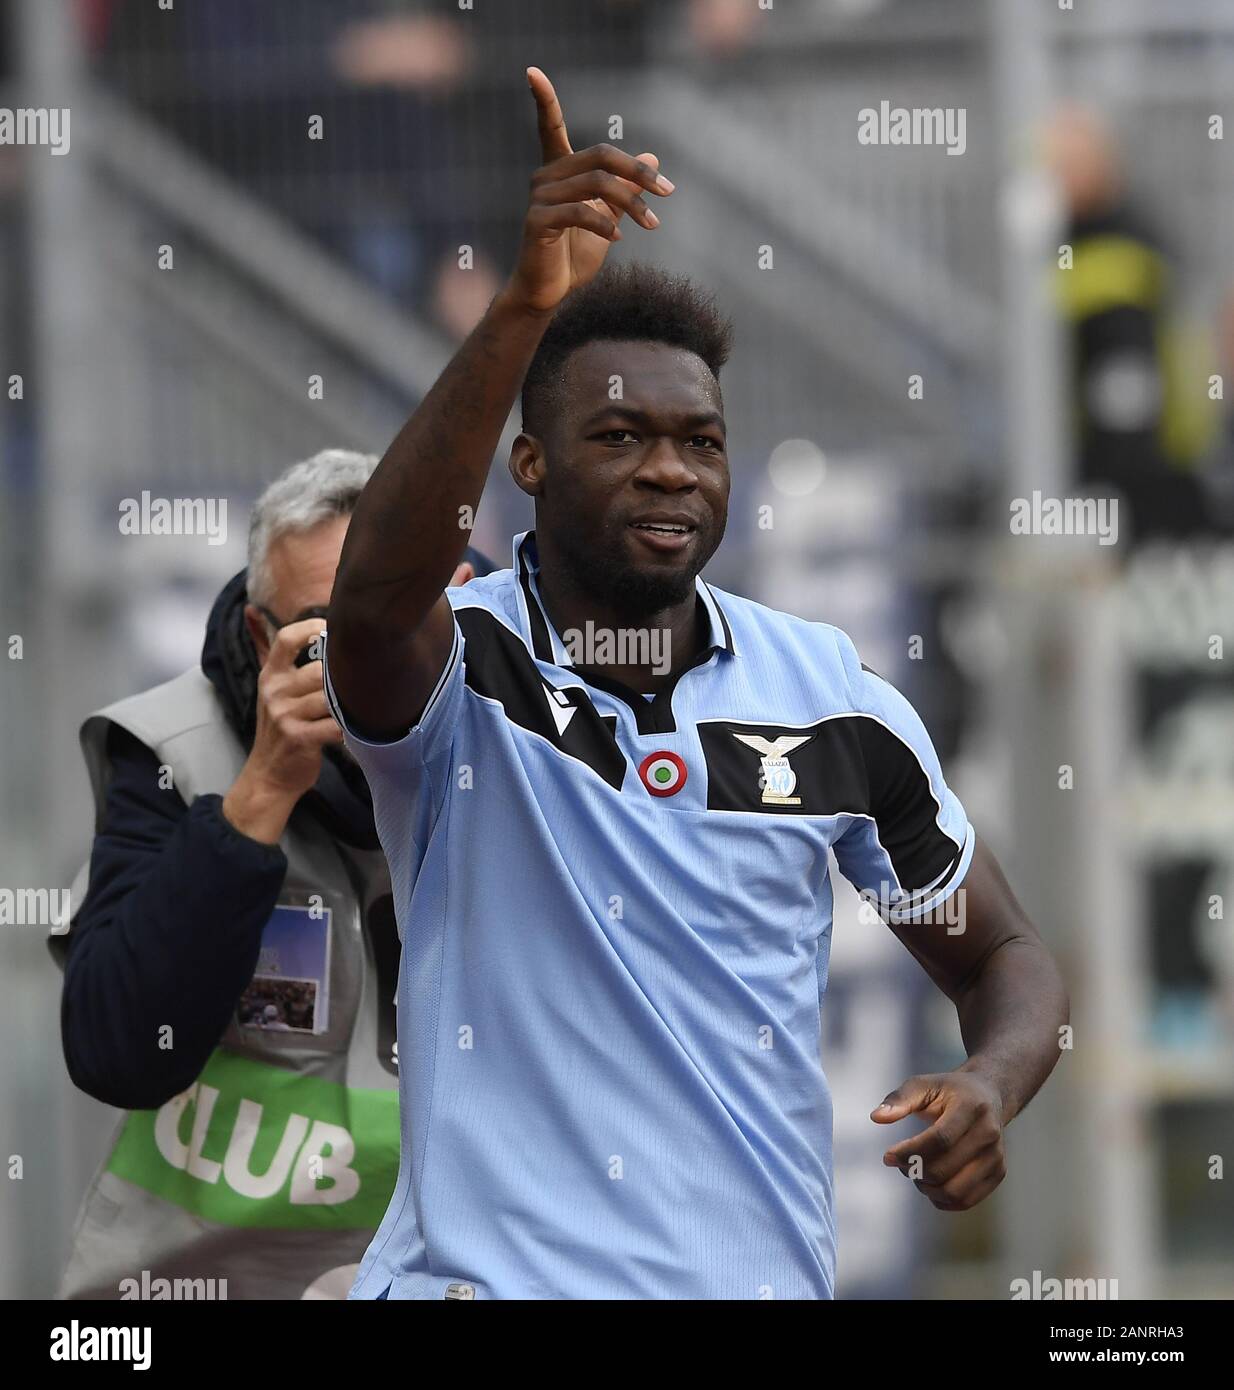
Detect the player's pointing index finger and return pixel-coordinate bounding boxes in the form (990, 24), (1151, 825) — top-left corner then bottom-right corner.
(527, 66), (573, 162)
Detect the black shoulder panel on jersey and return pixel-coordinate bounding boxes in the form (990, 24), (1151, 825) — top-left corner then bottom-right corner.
(455, 606), (627, 790)
(698, 714), (959, 888)
(856, 717), (960, 891)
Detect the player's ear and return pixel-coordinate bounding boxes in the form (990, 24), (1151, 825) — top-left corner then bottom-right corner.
(508, 433), (547, 498)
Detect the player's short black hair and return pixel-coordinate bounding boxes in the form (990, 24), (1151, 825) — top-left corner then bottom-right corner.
(520, 261), (734, 440)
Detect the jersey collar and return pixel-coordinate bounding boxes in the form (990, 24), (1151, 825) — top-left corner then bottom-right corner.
(512, 529), (736, 667)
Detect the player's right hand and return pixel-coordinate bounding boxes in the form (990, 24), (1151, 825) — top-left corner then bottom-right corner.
(505, 66), (674, 315)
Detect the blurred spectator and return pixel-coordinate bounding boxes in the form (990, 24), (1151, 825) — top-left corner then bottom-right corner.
(90, 1), (478, 330)
(688, 0), (765, 57)
(1201, 284), (1234, 528)
(86, 0), (764, 340)
(1044, 106), (1214, 539)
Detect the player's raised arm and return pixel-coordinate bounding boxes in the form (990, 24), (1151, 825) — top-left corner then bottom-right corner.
(327, 67), (674, 739)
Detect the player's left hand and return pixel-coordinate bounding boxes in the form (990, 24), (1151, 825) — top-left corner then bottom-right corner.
(871, 1070), (1007, 1211)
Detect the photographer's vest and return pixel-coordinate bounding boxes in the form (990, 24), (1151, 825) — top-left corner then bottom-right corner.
(59, 669), (401, 1301)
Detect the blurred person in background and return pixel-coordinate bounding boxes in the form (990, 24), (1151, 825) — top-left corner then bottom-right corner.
(51, 448), (491, 1300)
(1200, 283), (1234, 528)
(1044, 105), (1214, 540)
(86, 0), (758, 341)
(91, 0), (479, 331)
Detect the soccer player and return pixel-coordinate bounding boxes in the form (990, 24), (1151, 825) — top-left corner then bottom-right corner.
(325, 68), (1069, 1300)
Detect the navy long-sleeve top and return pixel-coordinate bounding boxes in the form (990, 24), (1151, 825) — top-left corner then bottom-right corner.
(59, 723), (288, 1110)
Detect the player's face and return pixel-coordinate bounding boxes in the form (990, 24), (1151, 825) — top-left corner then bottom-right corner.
(537, 340), (729, 614)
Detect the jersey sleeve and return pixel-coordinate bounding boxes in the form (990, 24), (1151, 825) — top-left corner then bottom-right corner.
(321, 602), (465, 782)
(830, 631), (974, 923)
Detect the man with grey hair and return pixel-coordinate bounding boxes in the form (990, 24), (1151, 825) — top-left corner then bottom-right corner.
(53, 449), (490, 1299)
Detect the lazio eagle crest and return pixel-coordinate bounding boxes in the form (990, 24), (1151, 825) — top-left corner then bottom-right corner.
(731, 733), (813, 806)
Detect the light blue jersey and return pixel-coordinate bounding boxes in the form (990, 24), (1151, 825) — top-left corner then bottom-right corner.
(323, 532), (973, 1300)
